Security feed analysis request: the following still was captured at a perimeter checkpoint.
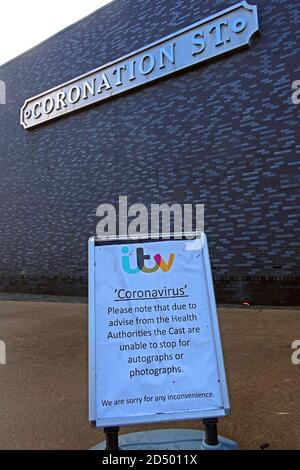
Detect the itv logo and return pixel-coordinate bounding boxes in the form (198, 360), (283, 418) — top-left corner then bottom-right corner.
(122, 246), (175, 274)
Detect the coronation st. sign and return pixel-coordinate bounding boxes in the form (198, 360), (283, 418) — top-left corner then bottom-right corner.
(20, 2), (258, 129)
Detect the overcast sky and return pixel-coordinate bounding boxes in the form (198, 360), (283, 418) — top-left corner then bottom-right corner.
(0, 0), (112, 66)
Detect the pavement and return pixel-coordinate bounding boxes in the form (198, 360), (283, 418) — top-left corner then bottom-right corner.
(0, 298), (299, 450)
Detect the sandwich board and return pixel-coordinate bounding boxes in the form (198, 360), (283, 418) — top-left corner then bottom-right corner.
(88, 234), (230, 428)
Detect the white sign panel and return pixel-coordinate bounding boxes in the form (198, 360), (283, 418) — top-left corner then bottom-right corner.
(21, 2), (258, 129)
(89, 235), (230, 427)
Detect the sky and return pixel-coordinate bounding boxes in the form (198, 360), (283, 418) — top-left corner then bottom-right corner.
(0, 0), (113, 66)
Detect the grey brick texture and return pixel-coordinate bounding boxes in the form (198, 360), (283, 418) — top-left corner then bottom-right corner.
(0, 0), (299, 305)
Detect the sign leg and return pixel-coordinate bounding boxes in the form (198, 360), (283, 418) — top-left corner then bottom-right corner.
(104, 427), (120, 450)
(203, 418), (219, 446)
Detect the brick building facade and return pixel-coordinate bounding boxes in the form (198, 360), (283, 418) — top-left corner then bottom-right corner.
(0, 0), (299, 305)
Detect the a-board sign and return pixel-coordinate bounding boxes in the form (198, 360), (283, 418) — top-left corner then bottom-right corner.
(88, 234), (230, 427)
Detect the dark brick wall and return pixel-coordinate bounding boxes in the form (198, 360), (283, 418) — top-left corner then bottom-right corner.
(0, 0), (299, 305)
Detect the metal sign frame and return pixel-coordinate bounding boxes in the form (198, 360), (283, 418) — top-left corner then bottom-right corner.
(88, 234), (230, 427)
